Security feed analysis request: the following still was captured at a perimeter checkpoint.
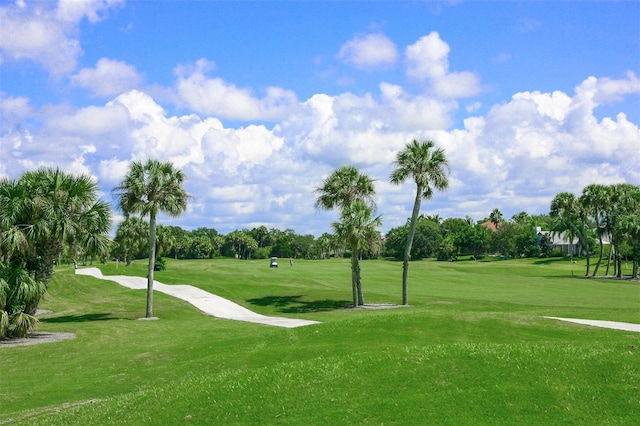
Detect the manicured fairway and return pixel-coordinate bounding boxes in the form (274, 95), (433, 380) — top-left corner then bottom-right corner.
(1, 257), (638, 425)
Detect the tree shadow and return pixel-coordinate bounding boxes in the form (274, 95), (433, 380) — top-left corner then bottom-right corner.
(246, 295), (351, 314)
(40, 313), (118, 323)
(533, 258), (571, 265)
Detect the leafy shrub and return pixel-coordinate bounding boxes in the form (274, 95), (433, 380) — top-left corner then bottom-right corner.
(154, 257), (167, 271)
(253, 246), (272, 259)
(9, 311), (39, 338)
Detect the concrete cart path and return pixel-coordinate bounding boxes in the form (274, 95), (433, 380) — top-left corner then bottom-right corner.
(76, 267), (320, 328)
(543, 317), (640, 333)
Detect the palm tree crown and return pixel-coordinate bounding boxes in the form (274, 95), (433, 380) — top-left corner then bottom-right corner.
(390, 139), (449, 198)
(314, 165), (376, 212)
(115, 160), (189, 220)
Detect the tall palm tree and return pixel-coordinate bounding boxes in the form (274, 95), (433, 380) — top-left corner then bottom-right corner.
(114, 160), (189, 318)
(609, 183), (640, 278)
(617, 214), (640, 279)
(580, 184), (608, 276)
(332, 200), (382, 306)
(315, 165), (377, 306)
(390, 139), (449, 305)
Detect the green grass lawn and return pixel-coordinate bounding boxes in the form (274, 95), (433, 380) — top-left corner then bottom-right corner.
(1, 257), (638, 425)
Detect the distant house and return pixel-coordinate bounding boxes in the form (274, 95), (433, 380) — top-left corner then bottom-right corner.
(534, 226), (587, 256)
(480, 221), (498, 232)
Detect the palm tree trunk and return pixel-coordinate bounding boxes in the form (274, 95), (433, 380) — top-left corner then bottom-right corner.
(356, 257), (364, 306)
(402, 187), (423, 305)
(592, 234), (604, 276)
(585, 247), (590, 277)
(605, 239), (613, 275)
(578, 227), (590, 277)
(146, 213), (157, 318)
(350, 251), (359, 307)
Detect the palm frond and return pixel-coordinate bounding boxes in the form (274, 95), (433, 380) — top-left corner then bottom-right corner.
(8, 310), (39, 338)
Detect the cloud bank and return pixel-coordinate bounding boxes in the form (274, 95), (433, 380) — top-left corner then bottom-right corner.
(1, 3), (638, 236)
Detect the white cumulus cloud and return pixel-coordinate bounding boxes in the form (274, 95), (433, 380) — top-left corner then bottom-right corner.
(1, 71), (637, 235)
(338, 33), (398, 70)
(0, 0), (123, 75)
(405, 32), (481, 98)
(171, 58), (298, 121)
(71, 58), (143, 97)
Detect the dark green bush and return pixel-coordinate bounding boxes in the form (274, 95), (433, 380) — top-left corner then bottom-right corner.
(154, 257), (167, 271)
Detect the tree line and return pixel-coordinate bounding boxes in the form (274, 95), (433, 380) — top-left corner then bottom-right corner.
(2, 144), (638, 339)
(551, 183), (640, 279)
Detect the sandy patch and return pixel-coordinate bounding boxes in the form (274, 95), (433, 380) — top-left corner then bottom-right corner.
(0, 332), (76, 348)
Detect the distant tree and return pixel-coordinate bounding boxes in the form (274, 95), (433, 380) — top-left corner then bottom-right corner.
(468, 224), (491, 258)
(172, 227), (193, 259)
(539, 233), (553, 257)
(114, 216), (148, 265)
(385, 217), (443, 260)
(440, 218), (473, 258)
(190, 227), (219, 258)
(315, 233), (334, 259)
(250, 226), (271, 248)
(271, 238), (292, 258)
(211, 234), (225, 257)
(580, 184), (608, 276)
(616, 214), (640, 279)
(189, 236), (213, 259)
(550, 192), (591, 276)
(438, 235), (459, 261)
(383, 225), (409, 260)
(155, 225), (175, 259)
(609, 184), (640, 278)
(390, 139), (449, 305)
(291, 233), (315, 259)
(114, 160), (189, 318)
(225, 230), (259, 259)
(511, 211), (529, 225)
(490, 222), (517, 257)
(489, 208), (504, 229)
(424, 214), (442, 224)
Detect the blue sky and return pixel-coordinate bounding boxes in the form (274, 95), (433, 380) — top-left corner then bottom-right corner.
(1, 0), (639, 236)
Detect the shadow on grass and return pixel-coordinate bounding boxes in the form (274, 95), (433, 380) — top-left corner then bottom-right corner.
(533, 258), (572, 265)
(247, 295), (351, 313)
(41, 313), (118, 323)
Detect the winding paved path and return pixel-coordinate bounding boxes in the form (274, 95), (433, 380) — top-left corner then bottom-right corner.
(76, 268), (320, 328)
(543, 316), (640, 333)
